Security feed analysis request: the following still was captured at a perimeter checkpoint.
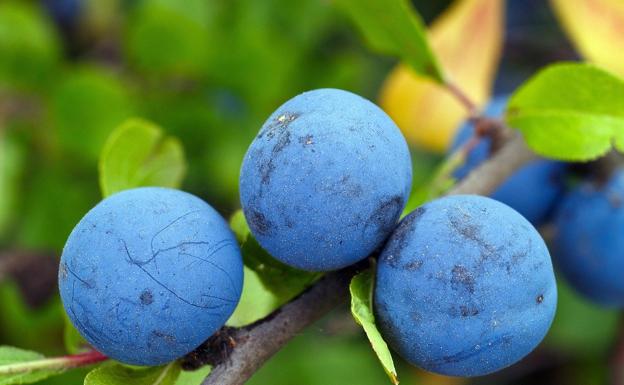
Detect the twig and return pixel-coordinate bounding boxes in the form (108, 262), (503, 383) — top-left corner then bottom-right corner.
(449, 133), (536, 196)
(201, 269), (355, 385)
(200, 134), (536, 385)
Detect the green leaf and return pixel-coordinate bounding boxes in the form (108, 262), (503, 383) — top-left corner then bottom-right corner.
(229, 210), (251, 245)
(99, 118), (187, 198)
(350, 269), (398, 385)
(174, 366), (211, 385)
(226, 267), (279, 327)
(241, 235), (321, 304)
(0, 346), (65, 385)
(334, 0), (444, 83)
(506, 62), (624, 161)
(124, 0), (214, 77)
(84, 362), (180, 385)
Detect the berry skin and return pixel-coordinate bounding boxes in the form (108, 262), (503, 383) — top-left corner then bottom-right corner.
(58, 187), (243, 366)
(449, 96), (566, 225)
(239, 88), (412, 271)
(375, 195), (557, 377)
(553, 170), (624, 307)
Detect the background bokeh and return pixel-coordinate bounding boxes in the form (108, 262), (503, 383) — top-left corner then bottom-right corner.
(0, 0), (621, 384)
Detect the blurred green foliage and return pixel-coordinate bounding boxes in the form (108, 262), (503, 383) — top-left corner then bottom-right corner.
(0, 282), (64, 354)
(0, 2), (60, 90)
(51, 66), (135, 161)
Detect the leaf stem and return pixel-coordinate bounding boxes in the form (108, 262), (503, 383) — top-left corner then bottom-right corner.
(446, 81), (478, 117)
(0, 350), (108, 376)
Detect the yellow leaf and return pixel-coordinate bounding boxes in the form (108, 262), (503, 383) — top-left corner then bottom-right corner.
(379, 0), (504, 153)
(550, 0), (624, 77)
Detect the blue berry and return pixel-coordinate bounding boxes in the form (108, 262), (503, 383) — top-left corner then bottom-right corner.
(59, 187), (243, 365)
(239, 88), (412, 271)
(375, 195), (557, 376)
(554, 170), (624, 307)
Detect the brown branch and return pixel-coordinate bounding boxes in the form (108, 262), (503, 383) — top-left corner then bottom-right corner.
(199, 134), (537, 385)
(449, 133), (536, 196)
(200, 269), (356, 385)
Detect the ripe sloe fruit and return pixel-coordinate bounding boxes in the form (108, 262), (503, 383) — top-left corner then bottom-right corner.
(59, 187), (243, 365)
(239, 88), (412, 271)
(554, 170), (624, 307)
(375, 195), (557, 376)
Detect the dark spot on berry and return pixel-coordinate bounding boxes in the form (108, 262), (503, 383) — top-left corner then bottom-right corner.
(403, 260), (423, 271)
(449, 216), (479, 242)
(451, 265), (475, 294)
(149, 330), (176, 347)
(336, 175), (363, 198)
(366, 195), (404, 233)
(259, 160), (276, 185)
(460, 305), (480, 317)
(246, 209), (273, 236)
(272, 130), (291, 154)
(140, 290), (154, 305)
(449, 213), (496, 259)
